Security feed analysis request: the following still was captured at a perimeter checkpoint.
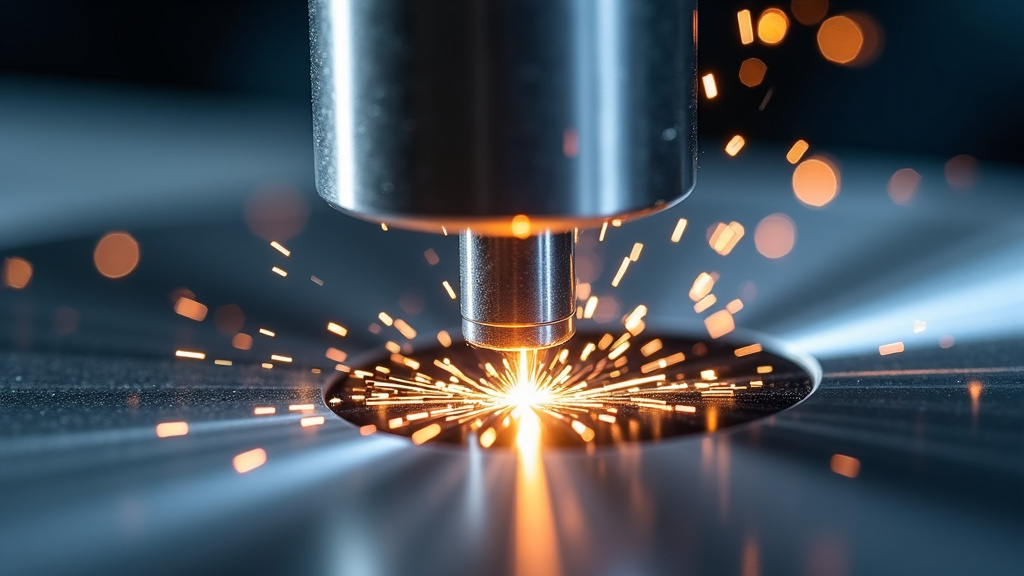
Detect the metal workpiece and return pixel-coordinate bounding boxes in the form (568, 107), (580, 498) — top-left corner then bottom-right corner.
(308, 0), (698, 234)
(460, 230), (576, 350)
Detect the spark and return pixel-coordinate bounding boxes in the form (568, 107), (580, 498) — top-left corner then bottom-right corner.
(725, 135), (746, 157)
(327, 322), (348, 337)
(611, 257), (631, 288)
(786, 140), (809, 164)
(271, 266), (288, 277)
(670, 218), (688, 243)
(701, 73), (718, 99)
(378, 312), (394, 326)
(155, 421), (189, 438)
(629, 242), (644, 262)
(381, 223), (389, 231)
(174, 297), (208, 321)
(289, 404), (315, 412)
(734, 343), (762, 357)
(709, 221), (745, 255)
(214, 359), (233, 366)
(737, 9), (754, 45)
(261, 363), (273, 369)
(233, 448), (267, 474)
(437, 330), (452, 347)
(690, 272), (716, 301)
(259, 328), (275, 337)
(270, 241), (291, 257)
(757, 365), (773, 374)
(254, 407), (276, 415)
(599, 222), (609, 242)
(442, 281), (457, 300)
(311, 275), (324, 286)
(359, 424), (377, 435)
(300, 416), (326, 427)
(326, 347), (347, 363)
(879, 342), (905, 356)
(175, 350), (205, 360)
(694, 294), (717, 314)
(830, 454), (860, 479)
(704, 310), (735, 339)
(270, 354), (293, 363)
(394, 319), (417, 340)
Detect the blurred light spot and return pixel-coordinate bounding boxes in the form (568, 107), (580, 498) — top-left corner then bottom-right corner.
(694, 294), (717, 314)
(563, 128), (579, 158)
(214, 359), (232, 366)
(269, 241), (291, 257)
(155, 421), (189, 438)
(754, 213), (797, 259)
(725, 135), (746, 157)
(326, 347), (348, 363)
(175, 350), (205, 360)
(232, 333), (253, 350)
(94, 232), (140, 279)
(945, 154), (978, 190)
(786, 139), (809, 164)
(214, 304), (245, 336)
(939, 335), (955, 348)
(690, 272), (716, 301)
(511, 215), (532, 239)
(412, 423), (442, 445)
(709, 221), (745, 255)
(270, 354), (292, 363)
(233, 448), (267, 474)
(245, 184), (309, 241)
(793, 157), (840, 207)
(888, 168), (921, 205)
(913, 320), (927, 333)
(968, 380), (982, 401)
(328, 322), (348, 337)
(261, 363), (273, 370)
(592, 294), (620, 324)
(423, 248), (440, 266)
(174, 297), (208, 322)
(289, 404), (315, 412)
(735, 343), (762, 357)
(830, 454), (860, 478)
(737, 10), (755, 45)
(757, 365), (773, 374)
(817, 13), (881, 66)
(879, 342), (904, 356)
(359, 424), (377, 435)
(576, 282), (591, 301)
(442, 281), (457, 300)
(701, 73), (719, 99)
(53, 306), (80, 336)
(739, 58), (768, 87)
(259, 328), (276, 337)
(271, 266), (288, 277)
(3, 257), (32, 289)
(301, 416), (325, 427)
(254, 406), (276, 415)
(311, 275), (325, 286)
(705, 310), (735, 339)
(757, 8), (789, 45)
(671, 218), (688, 243)
(792, 0), (828, 25)
(726, 299), (744, 314)
(437, 330), (452, 347)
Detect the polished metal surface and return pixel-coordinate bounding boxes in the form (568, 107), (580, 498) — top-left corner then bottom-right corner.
(308, 0), (698, 235)
(460, 230), (575, 350)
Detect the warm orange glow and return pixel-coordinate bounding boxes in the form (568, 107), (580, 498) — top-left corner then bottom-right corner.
(269, 241), (291, 257)
(232, 333), (253, 350)
(968, 381), (982, 402)
(300, 416), (325, 428)
(3, 257), (32, 289)
(754, 213), (797, 259)
(792, 0), (829, 25)
(757, 9), (789, 45)
(670, 218), (688, 243)
(423, 248), (440, 265)
(93, 232), (140, 279)
(888, 168), (921, 205)
(175, 350), (205, 360)
(511, 215), (532, 239)
(214, 359), (232, 366)
(327, 322), (348, 337)
(705, 310), (735, 339)
(709, 221), (745, 255)
(739, 58), (767, 87)
(412, 423), (442, 445)
(734, 343), (763, 357)
(737, 10), (755, 45)
(442, 281), (457, 300)
(726, 299), (744, 314)
(689, 272), (716, 301)
(155, 421), (189, 438)
(437, 330), (452, 347)
(513, 408), (560, 576)
(610, 257), (631, 288)
(879, 342), (905, 356)
(393, 319), (417, 340)
(725, 135), (746, 157)
(939, 335), (955, 349)
(359, 424), (377, 436)
(261, 363), (273, 369)
(793, 157), (840, 207)
(326, 347), (347, 363)
(701, 73), (718, 99)
(945, 154), (978, 190)
(830, 454), (860, 478)
(270, 354), (292, 363)
(174, 297), (208, 322)
(233, 448), (267, 474)
(694, 294), (717, 314)
(786, 139), (810, 164)
(757, 365), (773, 374)
(640, 338), (663, 357)
(817, 15), (864, 64)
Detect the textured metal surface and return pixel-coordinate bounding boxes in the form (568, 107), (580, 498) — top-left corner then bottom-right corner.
(308, 0), (698, 234)
(460, 230), (575, 349)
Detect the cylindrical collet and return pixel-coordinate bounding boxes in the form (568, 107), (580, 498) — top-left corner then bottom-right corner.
(460, 231), (575, 350)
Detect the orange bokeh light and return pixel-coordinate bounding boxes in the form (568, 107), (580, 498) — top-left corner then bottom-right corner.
(792, 157), (840, 208)
(791, 0), (829, 26)
(739, 58), (768, 87)
(817, 15), (863, 64)
(888, 168), (921, 205)
(754, 213), (797, 259)
(93, 232), (140, 279)
(3, 257), (32, 289)
(757, 8), (790, 45)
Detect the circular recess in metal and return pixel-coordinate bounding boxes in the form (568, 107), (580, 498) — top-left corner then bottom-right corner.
(325, 332), (820, 448)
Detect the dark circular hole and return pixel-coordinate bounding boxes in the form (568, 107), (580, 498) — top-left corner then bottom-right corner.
(324, 331), (819, 449)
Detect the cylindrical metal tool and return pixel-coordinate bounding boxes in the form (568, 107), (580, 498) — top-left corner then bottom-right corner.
(309, 0), (697, 350)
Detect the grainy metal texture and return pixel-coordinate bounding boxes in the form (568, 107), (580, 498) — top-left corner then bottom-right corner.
(460, 230), (575, 349)
(308, 0), (698, 234)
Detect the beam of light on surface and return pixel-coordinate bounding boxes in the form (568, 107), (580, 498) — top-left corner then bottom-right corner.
(514, 408), (561, 576)
(785, 240), (1024, 358)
